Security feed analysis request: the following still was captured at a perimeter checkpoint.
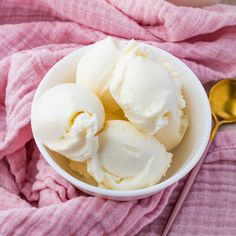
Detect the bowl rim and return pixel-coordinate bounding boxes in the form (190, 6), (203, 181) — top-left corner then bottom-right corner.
(32, 40), (212, 198)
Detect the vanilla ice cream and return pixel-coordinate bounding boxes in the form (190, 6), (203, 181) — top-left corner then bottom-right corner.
(87, 120), (172, 190)
(32, 38), (190, 192)
(110, 43), (188, 150)
(76, 37), (123, 117)
(31, 83), (105, 161)
(155, 61), (189, 150)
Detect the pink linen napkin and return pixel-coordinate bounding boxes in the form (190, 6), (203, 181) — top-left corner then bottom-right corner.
(139, 128), (236, 235)
(0, 0), (236, 235)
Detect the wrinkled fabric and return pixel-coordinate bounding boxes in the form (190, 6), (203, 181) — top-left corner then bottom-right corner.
(139, 128), (236, 235)
(0, 0), (236, 235)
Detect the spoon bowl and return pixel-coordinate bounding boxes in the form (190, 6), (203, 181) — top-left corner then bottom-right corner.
(209, 79), (236, 122)
(209, 79), (236, 139)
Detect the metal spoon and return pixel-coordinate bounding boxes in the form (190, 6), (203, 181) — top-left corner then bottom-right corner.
(162, 79), (236, 236)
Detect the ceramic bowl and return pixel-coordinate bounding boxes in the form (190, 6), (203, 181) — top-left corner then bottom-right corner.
(31, 41), (211, 201)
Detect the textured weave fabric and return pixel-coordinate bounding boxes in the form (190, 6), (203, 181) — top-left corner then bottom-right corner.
(139, 128), (236, 235)
(0, 0), (236, 235)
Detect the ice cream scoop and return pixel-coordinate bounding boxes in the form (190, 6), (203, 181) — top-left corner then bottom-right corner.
(155, 111), (188, 150)
(154, 61), (188, 150)
(87, 120), (172, 190)
(110, 43), (188, 150)
(76, 36), (122, 117)
(31, 83), (105, 161)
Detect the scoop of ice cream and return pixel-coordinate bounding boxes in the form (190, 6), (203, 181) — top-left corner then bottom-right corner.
(155, 111), (188, 150)
(110, 43), (188, 150)
(87, 120), (172, 190)
(31, 83), (105, 161)
(155, 62), (188, 150)
(76, 36), (122, 117)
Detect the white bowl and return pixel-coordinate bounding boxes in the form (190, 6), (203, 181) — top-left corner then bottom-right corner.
(31, 41), (212, 201)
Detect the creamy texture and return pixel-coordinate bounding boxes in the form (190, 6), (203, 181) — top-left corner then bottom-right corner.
(32, 38), (189, 191)
(87, 120), (172, 190)
(155, 111), (188, 150)
(155, 61), (188, 150)
(76, 36), (122, 117)
(31, 83), (105, 161)
(69, 160), (97, 186)
(110, 43), (188, 150)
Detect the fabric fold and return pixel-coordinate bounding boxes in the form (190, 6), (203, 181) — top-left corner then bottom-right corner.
(0, 0), (236, 235)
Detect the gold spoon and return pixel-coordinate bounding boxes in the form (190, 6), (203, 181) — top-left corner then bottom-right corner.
(162, 79), (236, 236)
(209, 79), (236, 138)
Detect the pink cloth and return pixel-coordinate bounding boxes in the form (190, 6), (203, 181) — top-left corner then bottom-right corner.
(0, 0), (236, 235)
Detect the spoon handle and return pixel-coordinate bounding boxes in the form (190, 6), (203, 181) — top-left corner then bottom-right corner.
(161, 140), (213, 236)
